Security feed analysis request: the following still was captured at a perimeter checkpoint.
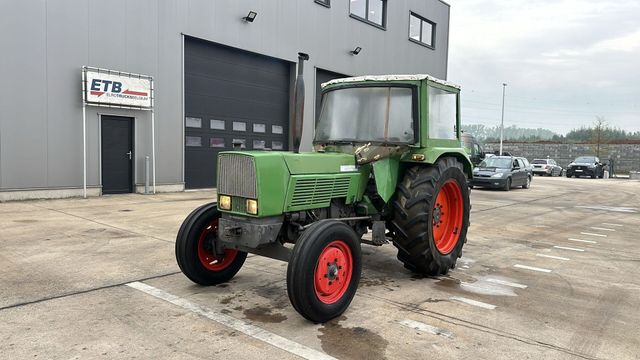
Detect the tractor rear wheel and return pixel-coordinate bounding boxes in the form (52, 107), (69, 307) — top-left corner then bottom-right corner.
(175, 203), (247, 285)
(389, 157), (470, 276)
(286, 220), (362, 323)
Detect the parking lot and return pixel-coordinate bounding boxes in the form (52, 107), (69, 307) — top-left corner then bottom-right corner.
(1, 176), (639, 360)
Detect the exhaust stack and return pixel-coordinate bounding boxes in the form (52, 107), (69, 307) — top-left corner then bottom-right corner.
(292, 52), (309, 153)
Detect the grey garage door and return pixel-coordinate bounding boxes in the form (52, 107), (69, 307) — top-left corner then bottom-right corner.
(184, 37), (291, 189)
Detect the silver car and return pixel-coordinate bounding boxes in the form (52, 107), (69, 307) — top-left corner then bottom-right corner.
(531, 158), (563, 176)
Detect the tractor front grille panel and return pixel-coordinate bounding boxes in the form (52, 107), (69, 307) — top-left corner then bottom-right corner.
(217, 154), (257, 199)
(290, 177), (351, 207)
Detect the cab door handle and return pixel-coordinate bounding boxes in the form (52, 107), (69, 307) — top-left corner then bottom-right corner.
(126, 151), (132, 160)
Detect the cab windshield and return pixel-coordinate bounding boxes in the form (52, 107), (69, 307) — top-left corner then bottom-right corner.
(315, 86), (415, 144)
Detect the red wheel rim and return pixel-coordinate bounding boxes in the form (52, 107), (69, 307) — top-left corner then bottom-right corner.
(432, 179), (464, 254)
(197, 219), (238, 271)
(314, 240), (353, 304)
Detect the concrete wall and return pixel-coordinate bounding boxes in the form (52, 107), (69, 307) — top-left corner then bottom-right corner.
(484, 142), (640, 174)
(0, 0), (450, 194)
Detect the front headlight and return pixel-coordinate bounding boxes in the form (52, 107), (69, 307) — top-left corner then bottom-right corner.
(491, 173), (504, 178)
(246, 199), (258, 215)
(219, 195), (231, 210)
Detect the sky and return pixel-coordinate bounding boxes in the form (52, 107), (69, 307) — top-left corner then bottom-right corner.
(446, 0), (640, 135)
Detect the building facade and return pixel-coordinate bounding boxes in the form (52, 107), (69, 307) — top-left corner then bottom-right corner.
(0, 0), (451, 200)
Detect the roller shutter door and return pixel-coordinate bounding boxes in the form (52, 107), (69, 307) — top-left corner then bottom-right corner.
(184, 37), (290, 189)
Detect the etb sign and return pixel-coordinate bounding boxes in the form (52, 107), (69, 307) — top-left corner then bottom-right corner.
(83, 68), (152, 108)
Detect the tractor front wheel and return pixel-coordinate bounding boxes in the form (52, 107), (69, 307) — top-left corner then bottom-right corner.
(390, 157), (470, 276)
(175, 203), (247, 285)
(286, 220), (362, 323)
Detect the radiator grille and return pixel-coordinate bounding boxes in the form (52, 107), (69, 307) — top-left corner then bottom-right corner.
(217, 154), (257, 199)
(290, 177), (351, 208)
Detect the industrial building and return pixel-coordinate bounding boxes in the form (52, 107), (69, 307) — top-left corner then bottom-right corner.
(0, 0), (451, 200)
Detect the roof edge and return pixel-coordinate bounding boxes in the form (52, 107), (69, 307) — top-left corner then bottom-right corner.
(321, 74), (460, 89)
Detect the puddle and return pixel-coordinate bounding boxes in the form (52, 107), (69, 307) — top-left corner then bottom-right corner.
(319, 316), (388, 360)
(243, 306), (287, 323)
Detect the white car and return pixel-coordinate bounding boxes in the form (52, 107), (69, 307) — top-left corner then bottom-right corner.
(531, 158), (563, 176)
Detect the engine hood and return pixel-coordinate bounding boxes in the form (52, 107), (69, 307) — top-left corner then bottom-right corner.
(281, 152), (357, 174)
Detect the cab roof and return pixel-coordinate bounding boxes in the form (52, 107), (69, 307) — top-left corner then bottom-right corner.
(321, 74), (460, 90)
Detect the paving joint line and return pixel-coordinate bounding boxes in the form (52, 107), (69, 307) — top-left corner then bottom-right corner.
(30, 203), (175, 244)
(0, 271), (180, 312)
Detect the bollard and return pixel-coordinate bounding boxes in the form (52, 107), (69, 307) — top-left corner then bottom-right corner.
(145, 156), (150, 194)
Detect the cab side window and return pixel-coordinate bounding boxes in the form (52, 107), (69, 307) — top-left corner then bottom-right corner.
(517, 159), (525, 168)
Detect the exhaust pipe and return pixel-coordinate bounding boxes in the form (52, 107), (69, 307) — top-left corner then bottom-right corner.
(292, 52), (309, 153)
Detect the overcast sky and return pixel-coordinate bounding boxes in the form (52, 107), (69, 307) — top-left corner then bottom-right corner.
(446, 0), (640, 134)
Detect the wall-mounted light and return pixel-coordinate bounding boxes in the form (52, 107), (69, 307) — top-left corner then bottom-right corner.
(350, 46), (362, 55)
(242, 11), (257, 22)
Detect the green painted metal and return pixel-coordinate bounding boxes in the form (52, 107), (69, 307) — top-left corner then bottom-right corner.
(281, 152), (356, 174)
(372, 156), (400, 203)
(217, 151), (289, 217)
(284, 173), (362, 212)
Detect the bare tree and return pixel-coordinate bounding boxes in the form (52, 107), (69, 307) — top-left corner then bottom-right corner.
(593, 116), (608, 157)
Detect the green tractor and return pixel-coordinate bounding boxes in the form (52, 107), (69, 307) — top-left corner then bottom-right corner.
(176, 53), (472, 323)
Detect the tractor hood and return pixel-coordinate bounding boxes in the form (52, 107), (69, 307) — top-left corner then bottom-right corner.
(281, 152), (357, 174)
(216, 151), (361, 217)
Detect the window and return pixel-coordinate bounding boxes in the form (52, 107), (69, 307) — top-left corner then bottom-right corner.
(409, 12), (435, 48)
(316, 86), (415, 144)
(185, 117), (202, 128)
(185, 136), (202, 147)
(210, 138), (225, 148)
(473, 143), (481, 156)
(315, 0), (330, 8)
(253, 140), (266, 149)
(233, 121), (246, 132)
(428, 86), (457, 140)
(272, 125), (283, 134)
(253, 123), (266, 133)
(350, 0), (386, 29)
(272, 141), (284, 150)
(210, 119), (225, 130)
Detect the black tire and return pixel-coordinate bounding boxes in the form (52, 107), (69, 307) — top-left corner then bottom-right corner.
(503, 178), (512, 191)
(175, 203), (247, 286)
(522, 176), (531, 189)
(389, 157), (470, 276)
(286, 220), (362, 323)
(566, 173), (572, 178)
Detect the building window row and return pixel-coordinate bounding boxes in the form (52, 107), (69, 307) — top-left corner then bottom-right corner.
(314, 0), (436, 49)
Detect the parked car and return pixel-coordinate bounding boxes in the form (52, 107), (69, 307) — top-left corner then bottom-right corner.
(531, 158), (563, 176)
(566, 156), (605, 178)
(471, 156), (532, 191)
